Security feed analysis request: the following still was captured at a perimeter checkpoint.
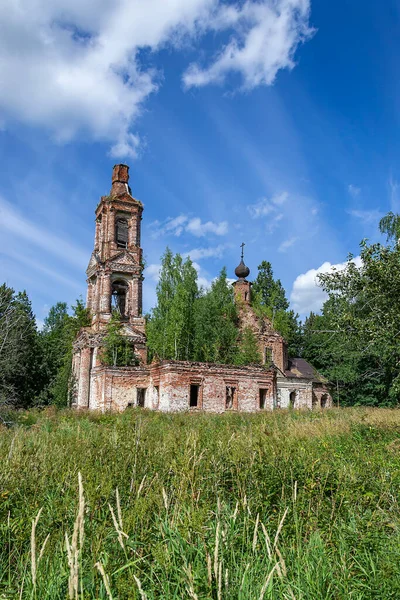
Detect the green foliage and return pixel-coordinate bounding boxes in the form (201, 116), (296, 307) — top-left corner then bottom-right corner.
(38, 299), (91, 407)
(0, 284), (42, 407)
(301, 215), (400, 406)
(146, 248), (199, 361)
(100, 312), (138, 367)
(2, 408), (400, 598)
(235, 326), (262, 365)
(252, 260), (301, 356)
(192, 267), (239, 364)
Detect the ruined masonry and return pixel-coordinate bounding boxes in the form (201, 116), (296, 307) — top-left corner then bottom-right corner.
(72, 165), (332, 412)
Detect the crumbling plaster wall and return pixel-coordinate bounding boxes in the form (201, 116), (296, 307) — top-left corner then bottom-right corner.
(83, 361), (275, 413)
(276, 377), (313, 409)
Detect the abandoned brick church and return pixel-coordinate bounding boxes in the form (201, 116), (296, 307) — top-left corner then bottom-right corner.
(72, 165), (332, 412)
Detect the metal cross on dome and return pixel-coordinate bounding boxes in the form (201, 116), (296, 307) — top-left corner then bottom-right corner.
(240, 242), (245, 261)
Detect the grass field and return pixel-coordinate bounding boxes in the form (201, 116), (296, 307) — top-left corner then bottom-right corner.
(1, 407), (400, 599)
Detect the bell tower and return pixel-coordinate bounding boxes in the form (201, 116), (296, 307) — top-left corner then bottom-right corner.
(232, 242), (252, 305)
(72, 164), (147, 410)
(86, 164), (145, 333)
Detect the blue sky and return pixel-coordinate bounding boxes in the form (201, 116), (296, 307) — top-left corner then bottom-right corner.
(1, 0), (399, 326)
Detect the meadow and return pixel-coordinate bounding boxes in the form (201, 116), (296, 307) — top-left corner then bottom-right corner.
(1, 407), (400, 599)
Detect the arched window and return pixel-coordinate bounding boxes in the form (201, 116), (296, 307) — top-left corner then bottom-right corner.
(289, 390), (296, 408)
(116, 218), (128, 249)
(321, 394), (328, 408)
(112, 280), (129, 317)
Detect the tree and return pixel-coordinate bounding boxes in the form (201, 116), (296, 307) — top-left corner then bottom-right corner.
(314, 219), (400, 405)
(38, 299), (91, 407)
(193, 268), (239, 364)
(146, 249), (199, 361)
(235, 327), (262, 365)
(252, 261), (301, 356)
(0, 285), (41, 407)
(252, 261), (289, 311)
(100, 312), (138, 367)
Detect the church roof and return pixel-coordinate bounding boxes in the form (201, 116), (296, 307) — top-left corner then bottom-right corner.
(285, 357), (327, 383)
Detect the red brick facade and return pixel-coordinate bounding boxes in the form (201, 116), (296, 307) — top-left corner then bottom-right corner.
(72, 164), (332, 412)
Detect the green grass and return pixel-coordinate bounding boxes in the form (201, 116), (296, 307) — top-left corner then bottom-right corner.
(1, 407), (400, 599)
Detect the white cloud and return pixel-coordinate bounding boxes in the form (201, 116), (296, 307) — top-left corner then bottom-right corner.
(183, 0), (313, 89)
(278, 236), (297, 252)
(348, 184), (361, 198)
(0, 0), (313, 156)
(290, 256), (362, 315)
(149, 215), (228, 238)
(186, 217), (228, 237)
(247, 191), (288, 219)
(348, 209), (383, 225)
(183, 244), (226, 261)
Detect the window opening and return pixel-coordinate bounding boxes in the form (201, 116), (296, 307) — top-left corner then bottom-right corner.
(264, 347), (273, 366)
(226, 386), (236, 410)
(137, 388), (146, 408)
(154, 386), (160, 408)
(259, 388), (268, 409)
(112, 279), (129, 317)
(321, 394), (328, 408)
(190, 384), (199, 407)
(116, 218), (128, 248)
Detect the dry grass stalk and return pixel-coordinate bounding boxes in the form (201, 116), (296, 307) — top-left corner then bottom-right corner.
(162, 487), (169, 511)
(252, 513), (260, 552)
(66, 472), (85, 600)
(108, 503), (128, 550)
(136, 474), (147, 498)
(258, 562), (280, 600)
(133, 574), (148, 600)
(116, 488), (123, 531)
(30, 507), (43, 588)
(184, 565), (199, 600)
(273, 507), (288, 550)
(232, 501), (239, 522)
(275, 547), (287, 577)
(206, 552), (212, 588)
(95, 561), (113, 600)
(213, 521), (220, 581)
(261, 522), (272, 560)
(217, 561), (222, 600)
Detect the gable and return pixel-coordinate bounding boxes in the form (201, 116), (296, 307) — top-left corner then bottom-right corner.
(86, 252), (101, 275)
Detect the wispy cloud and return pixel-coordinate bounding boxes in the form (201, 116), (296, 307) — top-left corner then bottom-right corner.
(348, 209), (383, 225)
(149, 215), (228, 239)
(279, 236), (298, 252)
(348, 184), (361, 198)
(0, 196), (88, 269)
(389, 177), (400, 211)
(183, 245), (227, 261)
(247, 192), (288, 219)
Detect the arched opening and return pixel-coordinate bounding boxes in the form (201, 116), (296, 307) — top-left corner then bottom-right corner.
(289, 390), (296, 409)
(112, 279), (129, 317)
(116, 218), (128, 249)
(321, 394), (329, 408)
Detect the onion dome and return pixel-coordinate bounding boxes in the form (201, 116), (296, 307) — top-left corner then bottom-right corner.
(235, 243), (250, 279)
(235, 259), (250, 279)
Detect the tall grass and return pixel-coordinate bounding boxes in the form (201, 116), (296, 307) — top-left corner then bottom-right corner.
(1, 407), (400, 598)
